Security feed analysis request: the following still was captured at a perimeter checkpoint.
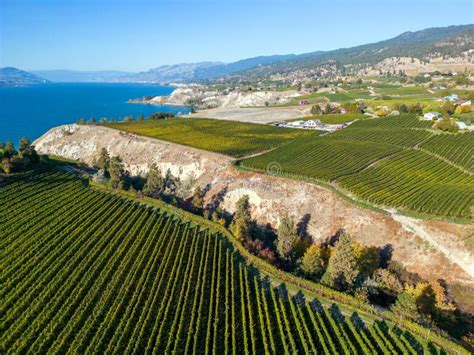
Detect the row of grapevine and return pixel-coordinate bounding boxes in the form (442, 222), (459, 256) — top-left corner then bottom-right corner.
(338, 149), (473, 218)
(0, 171), (464, 354)
(241, 114), (473, 219)
(420, 131), (474, 171)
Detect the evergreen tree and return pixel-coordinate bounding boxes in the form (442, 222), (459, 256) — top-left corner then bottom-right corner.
(163, 168), (177, 195)
(276, 214), (299, 261)
(97, 148), (110, 172)
(192, 185), (204, 210)
(321, 233), (360, 291)
(230, 195), (252, 242)
(109, 156), (126, 189)
(301, 244), (324, 279)
(143, 164), (164, 198)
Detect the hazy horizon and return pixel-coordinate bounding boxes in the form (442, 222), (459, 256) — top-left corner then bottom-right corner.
(1, 0), (473, 72)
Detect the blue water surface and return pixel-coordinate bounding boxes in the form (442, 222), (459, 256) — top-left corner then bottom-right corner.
(0, 82), (188, 145)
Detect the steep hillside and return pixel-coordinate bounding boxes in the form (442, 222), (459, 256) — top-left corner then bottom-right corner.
(33, 124), (474, 286)
(0, 67), (49, 86)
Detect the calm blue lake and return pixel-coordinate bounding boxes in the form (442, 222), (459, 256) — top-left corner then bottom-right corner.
(0, 83), (188, 145)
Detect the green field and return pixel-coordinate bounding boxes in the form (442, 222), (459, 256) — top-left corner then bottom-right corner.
(106, 118), (316, 157)
(242, 115), (474, 220)
(0, 170), (464, 354)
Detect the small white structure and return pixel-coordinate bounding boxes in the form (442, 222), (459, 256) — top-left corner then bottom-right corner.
(303, 119), (323, 129)
(423, 112), (443, 121)
(460, 100), (472, 107)
(444, 94), (459, 102)
(455, 121), (468, 130)
(289, 120), (305, 127)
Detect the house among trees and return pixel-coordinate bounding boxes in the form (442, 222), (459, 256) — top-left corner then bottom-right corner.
(423, 111), (443, 121)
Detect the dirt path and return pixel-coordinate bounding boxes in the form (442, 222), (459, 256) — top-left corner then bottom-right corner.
(391, 213), (474, 279)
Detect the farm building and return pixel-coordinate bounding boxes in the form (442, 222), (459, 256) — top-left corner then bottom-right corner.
(303, 120), (323, 129)
(289, 120), (306, 127)
(423, 112), (443, 121)
(299, 100), (310, 105)
(455, 121), (468, 130)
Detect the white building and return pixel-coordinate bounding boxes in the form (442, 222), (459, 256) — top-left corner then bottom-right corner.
(455, 121), (468, 130)
(423, 112), (443, 121)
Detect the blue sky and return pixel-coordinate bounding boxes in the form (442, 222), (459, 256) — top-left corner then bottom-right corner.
(1, 0), (473, 72)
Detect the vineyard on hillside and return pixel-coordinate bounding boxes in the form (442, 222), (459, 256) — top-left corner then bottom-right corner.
(242, 114), (474, 220)
(0, 171), (464, 354)
(106, 118), (316, 157)
(420, 132), (474, 172)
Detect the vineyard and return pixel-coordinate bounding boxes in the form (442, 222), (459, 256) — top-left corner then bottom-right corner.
(420, 132), (474, 172)
(0, 170), (465, 354)
(106, 117), (315, 157)
(242, 114), (474, 219)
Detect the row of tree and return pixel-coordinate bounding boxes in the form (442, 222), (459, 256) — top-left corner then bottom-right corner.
(77, 112), (176, 125)
(0, 138), (40, 174)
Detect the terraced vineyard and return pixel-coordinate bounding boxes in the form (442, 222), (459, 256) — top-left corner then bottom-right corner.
(242, 114), (474, 219)
(0, 170), (464, 354)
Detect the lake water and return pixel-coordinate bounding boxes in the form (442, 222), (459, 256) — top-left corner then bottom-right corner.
(0, 83), (188, 145)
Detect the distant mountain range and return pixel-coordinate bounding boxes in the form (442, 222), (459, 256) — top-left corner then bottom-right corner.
(120, 24), (474, 83)
(0, 67), (49, 86)
(31, 70), (134, 83)
(3, 24), (473, 86)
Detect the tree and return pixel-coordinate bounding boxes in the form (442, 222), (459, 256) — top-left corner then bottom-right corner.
(321, 234), (360, 291)
(76, 117), (85, 125)
(109, 156), (126, 189)
(97, 148), (110, 172)
(192, 185), (204, 210)
(430, 280), (455, 311)
(310, 104), (322, 116)
(408, 103), (423, 115)
(175, 173), (196, 199)
(391, 291), (420, 322)
(230, 195), (252, 242)
(163, 168), (177, 195)
(355, 245), (380, 278)
(455, 104), (471, 114)
(143, 164), (164, 198)
(301, 244), (324, 279)
(399, 104), (408, 113)
(276, 214), (299, 261)
(137, 114), (145, 122)
(407, 282), (437, 316)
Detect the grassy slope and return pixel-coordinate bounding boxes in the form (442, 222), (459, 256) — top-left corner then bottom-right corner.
(106, 118), (316, 158)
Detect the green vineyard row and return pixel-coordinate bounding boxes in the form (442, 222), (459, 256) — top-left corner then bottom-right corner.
(0, 171), (466, 354)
